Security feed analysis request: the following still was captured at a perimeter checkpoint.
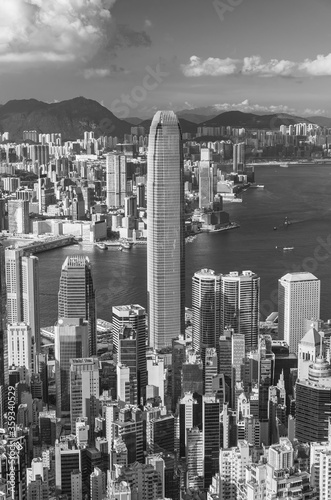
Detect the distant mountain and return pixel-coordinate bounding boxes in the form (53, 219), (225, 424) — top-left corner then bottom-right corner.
(139, 117), (197, 135)
(177, 105), (229, 120)
(0, 97), (132, 141)
(176, 112), (215, 124)
(125, 117), (144, 125)
(307, 116), (331, 128)
(198, 111), (313, 129)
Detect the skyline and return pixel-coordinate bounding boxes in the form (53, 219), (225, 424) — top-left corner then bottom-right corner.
(0, 0), (331, 118)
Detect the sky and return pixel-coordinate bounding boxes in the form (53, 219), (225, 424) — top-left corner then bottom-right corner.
(1, 0), (331, 118)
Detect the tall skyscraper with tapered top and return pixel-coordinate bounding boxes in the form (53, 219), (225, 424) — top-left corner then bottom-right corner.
(58, 255), (97, 356)
(147, 110), (185, 350)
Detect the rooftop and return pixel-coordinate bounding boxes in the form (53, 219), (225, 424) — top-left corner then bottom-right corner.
(280, 272), (319, 282)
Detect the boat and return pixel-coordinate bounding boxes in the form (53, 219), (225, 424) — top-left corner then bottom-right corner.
(96, 242), (107, 250)
(273, 227), (277, 230)
(120, 240), (132, 250)
(283, 247), (294, 251)
(204, 222), (240, 233)
(279, 162), (289, 168)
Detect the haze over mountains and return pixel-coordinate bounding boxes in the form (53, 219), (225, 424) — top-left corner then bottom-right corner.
(0, 97), (329, 142)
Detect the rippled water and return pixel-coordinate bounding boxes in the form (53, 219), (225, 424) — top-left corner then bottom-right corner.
(37, 164), (331, 326)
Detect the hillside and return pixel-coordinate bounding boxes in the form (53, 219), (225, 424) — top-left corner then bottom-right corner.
(0, 97), (132, 141)
(199, 111), (313, 129)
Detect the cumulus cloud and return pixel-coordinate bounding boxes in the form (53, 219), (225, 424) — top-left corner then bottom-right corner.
(182, 53), (331, 78)
(302, 108), (327, 116)
(0, 0), (151, 69)
(242, 56), (297, 77)
(211, 100), (297, 115)
(181, 55), (239, 77)
(299, 54), (331, 76)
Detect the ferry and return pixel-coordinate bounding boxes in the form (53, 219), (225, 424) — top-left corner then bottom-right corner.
(120, 240), (132, 250)
(283, 247), (294, 252)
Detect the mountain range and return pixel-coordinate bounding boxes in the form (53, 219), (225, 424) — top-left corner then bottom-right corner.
(0, 97), (329, 142)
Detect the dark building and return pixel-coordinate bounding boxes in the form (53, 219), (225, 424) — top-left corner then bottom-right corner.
(296, 356), (331, 443)
(203, 396), (220, 489)
(58, 255), (97, 357)
(182, 354), (204, 397)
(172, 337), (187, 412)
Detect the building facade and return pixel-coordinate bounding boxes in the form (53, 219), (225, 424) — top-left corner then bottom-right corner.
(147, 110), (185, 349)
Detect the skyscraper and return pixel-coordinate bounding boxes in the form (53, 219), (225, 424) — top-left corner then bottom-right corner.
(112, 304), (146, 402)
(70, 357), (99, 435)
(8, 199), (30, 234)
(5, 248), (40, 369)
(192, 269), (221, 355)
(58, 255), (97, 356)
(106, 153), (127, 207)
(233, 143), (245, 173)
(0, 244), (7, 401)
(147, 110), (185, 350)
(296, 355), (331, 443)
(54, 318), (89, 418)
(221, 271), (260, 352)
(278, 272), (320, 354)
(199, 149), (215, 210)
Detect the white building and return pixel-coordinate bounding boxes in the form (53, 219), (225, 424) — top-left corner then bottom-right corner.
(8, 323), (32, 370)
(278, 272), (320, 354)
(298, 326), (321, 380)
(221, 271), (260, 352)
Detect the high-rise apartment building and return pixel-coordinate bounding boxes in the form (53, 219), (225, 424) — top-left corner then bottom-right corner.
(186, 427), (204, 490)
(199, 149), (216, 209)
(90, 467), (105, 500)
(0, 244), (7, 420)
(5, 248), (40, 367)
(7, 323), (32, 370)
(147, 110), (185, 349)
(112, 305), (146, 402)
(106, 153), (127, 207)
(22, 255), (40, 355)
(58, 255), (97, 356)
(192, 269), (221, 356)
(26, 457), (49, 500)
(70, 357), (99, 434)
(221, 271), (260, 352)
(178, 392), (202, 458)
(278, 272), (320, 354)
(8, 199), (30, 234)
(233, 143), (245, 173)
(54, 318), (89, 418)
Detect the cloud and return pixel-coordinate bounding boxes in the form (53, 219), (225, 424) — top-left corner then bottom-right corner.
(181, 55), (239, 77)
(302, 108), (327, 116)
(83, 64), (128, 79)
(144, 19), (152, 28)
(210, 100), (297, 115)
(299, 54), (331, 76)
(0, 0), (151, 70)
(182, 53), (331, 78)
(83, 68), (111, 79)
(242, 56), (297, 77)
